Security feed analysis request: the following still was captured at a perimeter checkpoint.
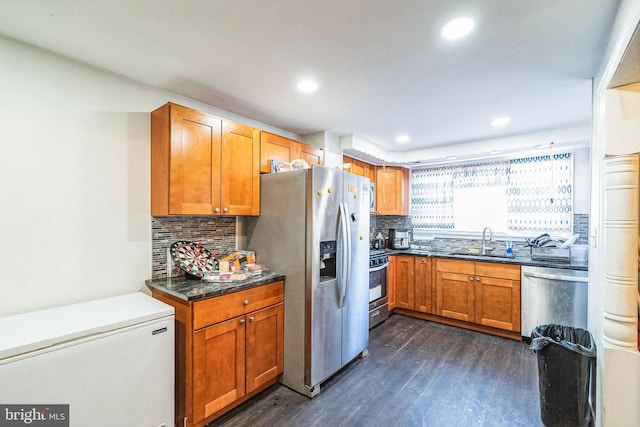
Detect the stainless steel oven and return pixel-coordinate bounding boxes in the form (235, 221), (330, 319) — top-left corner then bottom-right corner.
(369, 250), (388, 328)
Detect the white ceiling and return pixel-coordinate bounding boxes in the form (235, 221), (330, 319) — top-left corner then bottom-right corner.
(0, 0), (621, 157)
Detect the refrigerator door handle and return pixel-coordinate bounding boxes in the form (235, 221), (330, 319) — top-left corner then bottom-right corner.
(338, 202), (349, 308)
(342, 202), (352, 307)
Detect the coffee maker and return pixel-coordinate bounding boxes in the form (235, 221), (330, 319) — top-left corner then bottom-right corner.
(388, 228), (410, 249)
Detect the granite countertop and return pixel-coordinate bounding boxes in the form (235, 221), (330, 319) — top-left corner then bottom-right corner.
(146, 271), (286, 302)
(384, 248), (588, 271)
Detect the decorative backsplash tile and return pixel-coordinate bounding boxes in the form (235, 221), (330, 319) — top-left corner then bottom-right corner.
(151, 216), (236, 278)
(370, 213), (589, 254)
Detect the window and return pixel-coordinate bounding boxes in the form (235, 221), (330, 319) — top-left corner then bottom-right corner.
(410, 154), (573, 236)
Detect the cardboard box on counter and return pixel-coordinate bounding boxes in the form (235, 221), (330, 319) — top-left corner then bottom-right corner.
(219, 250), (256, 271)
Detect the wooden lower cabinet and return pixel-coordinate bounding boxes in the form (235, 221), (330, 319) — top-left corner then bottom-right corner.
(414, 256), (433, 313)
(152, 281), (284, 427)
(390, 256), (521, 340)
(394, 255), (414, 310)
(435, 259), (475, 322)
(435, 259), (521, 337)
(392, 255), (433, 313)
(387, 255), (396, 310)
(474, 263), (521, 333)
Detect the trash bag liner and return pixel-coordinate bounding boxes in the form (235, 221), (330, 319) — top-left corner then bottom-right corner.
(530, 323), (596, 357)
(530, 323), (596, 427)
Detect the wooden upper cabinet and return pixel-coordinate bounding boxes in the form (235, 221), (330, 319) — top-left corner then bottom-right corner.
(260, 131), (323, 173)
(151, 103), (260, 216)
(297, 143), (323, 168)
(260, 132), (297, 172)
(375, 166), (409, 215)
(343, 155), (376, 182)
(222, 121), (260, 215)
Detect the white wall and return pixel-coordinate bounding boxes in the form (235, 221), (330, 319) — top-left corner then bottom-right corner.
(0, 37), (296, 317)
(573, 146), (591, 214)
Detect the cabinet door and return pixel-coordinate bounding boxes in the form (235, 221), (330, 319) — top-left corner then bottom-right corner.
(168, 104), (222, 215)
(221, 121), (260, 215)
(414, 257), (433, 313)
(192, 316), (245, 423)
(375, 166), (408, 215)
(297, 143), (323, 167)
(475, 277), (521, 332)
(343, 156), (365, 177)
(394, 256), (415, 310)
(387, 256), (396, 310)
(246, 303), (284, 393)
(435, 271), (475, 322)
(260, 132), (296, 173)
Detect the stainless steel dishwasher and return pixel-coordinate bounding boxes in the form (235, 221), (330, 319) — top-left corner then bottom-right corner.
(521, 266), (589, 338)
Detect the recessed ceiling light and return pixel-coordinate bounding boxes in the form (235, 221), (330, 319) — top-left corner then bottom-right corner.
(536, 144), (550, 149)
(441, 17), (474, 40)
(490, 149), (503, 154)
(445, 156), (457, 160)
(396, 135), (410, 143)
(296, 79), (318, 93)
(491, 117), (511, 127)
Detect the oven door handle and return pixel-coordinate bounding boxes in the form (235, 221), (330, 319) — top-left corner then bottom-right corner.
(369, 263), (388, 272)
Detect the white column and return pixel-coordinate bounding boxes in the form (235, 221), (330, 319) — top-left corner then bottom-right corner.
(601, 154), (640, 427)
(602, 154), (638, 349)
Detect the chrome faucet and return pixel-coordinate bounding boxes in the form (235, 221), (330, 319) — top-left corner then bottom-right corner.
(481, 227), (494, 255)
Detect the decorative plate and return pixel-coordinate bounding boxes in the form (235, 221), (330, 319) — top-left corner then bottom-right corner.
(170, 241), (218, 278)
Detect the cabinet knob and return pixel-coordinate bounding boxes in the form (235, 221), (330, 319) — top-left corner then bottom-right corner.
(469, 277), (473, 281)
(239, 319), (246, 325)
(214, 207), (220, 213)
(223, 207), (229, 213)
(243, 299), (250, 305)
(249, 317), (255, 322)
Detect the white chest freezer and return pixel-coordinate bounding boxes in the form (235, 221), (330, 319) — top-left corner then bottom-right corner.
(0, 292), (174, 427)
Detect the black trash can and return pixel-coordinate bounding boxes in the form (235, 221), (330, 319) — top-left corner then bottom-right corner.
(530, 324), (596, 427)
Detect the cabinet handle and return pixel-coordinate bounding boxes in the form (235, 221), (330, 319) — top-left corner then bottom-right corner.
(223, 207), (229, 213)
(243, 299), (250, 305)
(214, 207), (220, 213)
(469, 277), (473, 281)
(249, 317), (255, 322)
(239, 319), (246, 324)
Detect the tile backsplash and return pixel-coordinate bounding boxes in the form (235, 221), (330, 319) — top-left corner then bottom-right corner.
(151, 216), (236, 278)
(151, 213), (589, 277)
(369, 213), (589, 253)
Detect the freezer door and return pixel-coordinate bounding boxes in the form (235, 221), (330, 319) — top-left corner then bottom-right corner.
(341, 172), (370, 364)
(308, 166), (343, 387)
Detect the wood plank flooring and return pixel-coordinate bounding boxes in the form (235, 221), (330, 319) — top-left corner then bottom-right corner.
(208, 314), (543, 427)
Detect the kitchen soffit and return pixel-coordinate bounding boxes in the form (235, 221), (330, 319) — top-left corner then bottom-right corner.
(0, 0), (621, 154)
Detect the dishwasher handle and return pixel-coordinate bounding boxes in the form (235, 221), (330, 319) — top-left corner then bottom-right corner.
(523, 271), (588, 283)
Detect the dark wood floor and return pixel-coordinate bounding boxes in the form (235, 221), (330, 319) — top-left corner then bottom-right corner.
(209, 314), (544, 427)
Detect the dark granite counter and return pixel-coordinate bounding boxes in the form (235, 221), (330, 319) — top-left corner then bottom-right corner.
(384, 249), (588, 271)
(146, 271), (286, 302)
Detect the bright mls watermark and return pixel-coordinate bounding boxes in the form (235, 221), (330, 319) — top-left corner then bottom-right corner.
(0, 405), (68, 426)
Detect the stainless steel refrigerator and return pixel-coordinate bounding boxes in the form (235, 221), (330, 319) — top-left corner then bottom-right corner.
(245, 165), (370, 397)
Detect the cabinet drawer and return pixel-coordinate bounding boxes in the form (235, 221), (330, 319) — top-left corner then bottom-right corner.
(475, 262), (520, 280)
(436, 258), (474, 275)
(193, 281), (284, 330)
